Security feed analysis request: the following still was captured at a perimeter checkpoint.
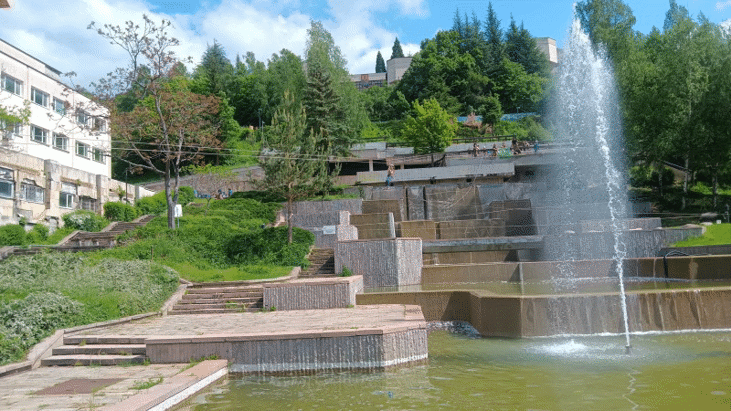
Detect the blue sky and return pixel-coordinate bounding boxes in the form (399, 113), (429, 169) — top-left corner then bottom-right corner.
(1, 0), (730, 88)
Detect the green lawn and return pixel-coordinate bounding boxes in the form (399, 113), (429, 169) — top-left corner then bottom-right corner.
(673, 224), (731, 247)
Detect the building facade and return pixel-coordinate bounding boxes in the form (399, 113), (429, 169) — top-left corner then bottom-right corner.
(1, 38), (152, 228)
(350, 57), (413, 90)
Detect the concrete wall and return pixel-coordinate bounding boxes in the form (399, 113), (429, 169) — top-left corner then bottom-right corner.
(398, 220), (436, 240)
(350, 213), (393, 240)
(487, 199), (537, 236)
(336, 238), (422, 289)
(293, 199), (362, 215)
(437, 219), (505, 239)
(262, 276), (363, 310)
(363, 199), (402, 222)
(425, 185), (484, 221)
(357, 286), (731, 338)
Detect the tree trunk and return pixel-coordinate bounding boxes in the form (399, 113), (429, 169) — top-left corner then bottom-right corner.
(657, 164), (663, 198)
(164, 163), (175, 229)
(682, 156), (689, 210)
(287, 197), (293, 244)
(712, 170), (718, 210)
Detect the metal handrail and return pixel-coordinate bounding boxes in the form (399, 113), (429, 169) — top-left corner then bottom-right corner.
(662, 250), (690, 279)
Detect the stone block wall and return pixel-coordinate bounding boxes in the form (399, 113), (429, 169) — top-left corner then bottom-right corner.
(487, 199), (537, 236)
(262, 276), (363, 310)
(398, 220), (437, 240)
(363, 199), (403, 222)
(437, 219), (506, 239)
(350, 213), (394, 239)
(336, 238), (422, 289)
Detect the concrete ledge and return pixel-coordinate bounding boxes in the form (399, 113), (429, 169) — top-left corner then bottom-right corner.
(336, 238), (422, 288)
(422, 235), (544, 253)
(101, 359), (228, 411)
(262, 276), (363, 310)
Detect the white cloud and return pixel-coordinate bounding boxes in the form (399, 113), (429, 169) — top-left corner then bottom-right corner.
(0, 0), (424, 86)
(717, 1), (731, 12)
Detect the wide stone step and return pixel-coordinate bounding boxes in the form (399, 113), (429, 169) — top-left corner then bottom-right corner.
(180, 296), (262, 304)
(168, 307), (262, 315)
(182, 291), (262, 300)
(52, 344), (146, 356)
(64, 335), (147, 345)
(173, 302), (261, 311)
(185, 286), (263, 294)
(41, 354), (146, 367)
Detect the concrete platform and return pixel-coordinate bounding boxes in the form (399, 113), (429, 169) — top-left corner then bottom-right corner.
(69, 305), (428, 374)
(0, 360), (226, 411)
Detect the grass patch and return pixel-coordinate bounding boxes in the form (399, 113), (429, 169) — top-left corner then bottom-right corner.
(132, 377), (163, 390)
(167, 263), (292, 283)
(673, 224), (731, 247)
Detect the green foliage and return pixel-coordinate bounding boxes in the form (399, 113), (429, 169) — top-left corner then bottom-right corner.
(0, 253), (179, 365)
(402, 98), (458, 155)
(375, 51), (386, 73)
(226, 226), (314, 267)
(628, 165), (675, 189)
(62, 211), (109, 232)
(480, 94), (502, 126)
(26, 225), (49, 244)
(391, 37), (405, 59)
(135, 187), (194, 215)
(104, 202), (139, 222)
(340, 266), (353, 277)
(0, 225), (27, 247)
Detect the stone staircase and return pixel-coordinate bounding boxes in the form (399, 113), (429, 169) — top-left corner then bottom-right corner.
(169, 283), (264, 315)
(300, 248), (336, 277)
(41, 335), (147, 366)
(58, 215), (156, 249)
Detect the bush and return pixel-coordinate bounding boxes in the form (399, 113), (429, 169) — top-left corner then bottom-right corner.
(25, 224), (48, 244)
(62, 211), (109, 232)
(135, 186), (195, 215)
(226, 226), (314, 267)
(104, 202), (139, 222)
(208, 198), (281, 222)
(0, 225), (26, 246)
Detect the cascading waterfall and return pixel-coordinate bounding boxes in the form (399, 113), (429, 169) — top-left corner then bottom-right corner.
(550, 16), (632, 352)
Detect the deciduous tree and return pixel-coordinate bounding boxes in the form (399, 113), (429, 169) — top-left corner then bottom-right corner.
(401, 98), (457, 161)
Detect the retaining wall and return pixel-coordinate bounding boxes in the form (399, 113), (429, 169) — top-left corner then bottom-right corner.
(336, 238), (422, 288)
(437, 219), (506, 239)
(350, 213), (394, 240)
(357, 286), (731, 338)
(262, 276), (363, 310)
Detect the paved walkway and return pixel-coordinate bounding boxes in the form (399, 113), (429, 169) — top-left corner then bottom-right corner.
(70, 305), (419, 338)
(0, 363), (190, 410)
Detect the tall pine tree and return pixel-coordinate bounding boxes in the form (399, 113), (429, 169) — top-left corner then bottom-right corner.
(303, 68), (352, 157)
(391, 37), (405, 59)
(485, 2), (504, 70)
(375, 51), (386, 73)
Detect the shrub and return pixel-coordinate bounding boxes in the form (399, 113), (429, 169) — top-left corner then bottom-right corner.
(62, 211), (108, 232)
(104, 202), (139, 222)
(0, 225), (26, 247)
(135, 186), (195, 215)
(1, 225), (27, 246)
(226, 226), (314, 267)
(26, 224), (49, 244)
(209, 198), (281, 222)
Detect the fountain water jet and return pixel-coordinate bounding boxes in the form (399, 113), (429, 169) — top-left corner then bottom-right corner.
(548, 16), (632, 352)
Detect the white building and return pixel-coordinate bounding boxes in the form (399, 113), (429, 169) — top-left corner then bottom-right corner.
(1, 38), (152, 227)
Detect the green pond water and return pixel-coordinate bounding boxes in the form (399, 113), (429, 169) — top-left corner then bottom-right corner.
(178, 330), (731, 410)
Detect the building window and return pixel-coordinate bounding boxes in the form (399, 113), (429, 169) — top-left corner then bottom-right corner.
(76, 141), (89, 158)
(92, 147), (105, 163)
(53, 98), (66, 115)
(59, 182), (76, 209)
(20, 180), (45, 204)
(31, 125), (48, 144)
(1, 74), (22, 95)
(53, 133), (68, 151)
(79, 196), (97, 211)
(1, 121), (22, 138)
(93, 117), (106, 132)
(76, 111), (89, 126)
(0, 167), (13, 199)
(31, 87), (49, 107)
